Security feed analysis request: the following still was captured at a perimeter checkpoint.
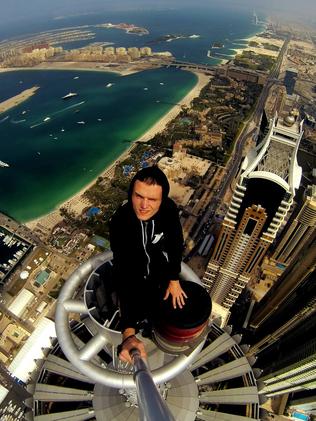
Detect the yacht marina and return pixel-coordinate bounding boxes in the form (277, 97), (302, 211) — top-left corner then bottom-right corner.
(0, 227), (32, 282)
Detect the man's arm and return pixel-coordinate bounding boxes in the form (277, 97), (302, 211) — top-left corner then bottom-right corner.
(110, 209), (147, 361)
(109, 208), (139, 330)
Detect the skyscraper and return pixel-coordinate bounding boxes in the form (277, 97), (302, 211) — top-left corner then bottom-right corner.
(1, 254), (265, 421)
(258, 311), (316, 400)
(28, 255), (264, 420)
(284, 68), (298, 96)
(203, 111), (304, 320)
(0, 363), (30, 420)
(249, 229), (316, 336)
(245, 230), (316, 413)
(270, 184), (316, 269)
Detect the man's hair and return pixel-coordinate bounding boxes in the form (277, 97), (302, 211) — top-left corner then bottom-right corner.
(128, 166), (170, 200)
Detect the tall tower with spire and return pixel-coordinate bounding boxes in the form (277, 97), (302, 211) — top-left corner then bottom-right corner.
(203, 111), (304, 321)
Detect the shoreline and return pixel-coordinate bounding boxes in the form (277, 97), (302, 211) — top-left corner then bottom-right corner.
(25, 70), (210, 231)
(0, 86), (39, 114)
(208, 29), (266, 65)
(232, 34), (284, 58)
(0, 61), (161, 77)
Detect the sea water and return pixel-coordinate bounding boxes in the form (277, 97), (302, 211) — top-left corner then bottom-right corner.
(0, 68), (196, 221)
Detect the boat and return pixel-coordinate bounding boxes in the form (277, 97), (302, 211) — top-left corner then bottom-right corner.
(62, 92), (78, 100)
(73, 76), (79, 80)
(11, 119), (26, 124)
(0, 116), (9, 123)
(0, 160), (9, 168)
(77, 121), (85, 125)
(106, 83), (113, 88)
(43, 117), (50, 122)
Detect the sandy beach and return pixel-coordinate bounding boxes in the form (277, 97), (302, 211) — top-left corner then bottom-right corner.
(26, 71), (210, 232)
(0, 86), (39, 113)
(233, 35), (284, 58)
(137, 72), (210, 142)
(0, 61), (155, 77)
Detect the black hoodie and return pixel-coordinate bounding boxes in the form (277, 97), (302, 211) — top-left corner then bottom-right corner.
(109, 196), (184, 331)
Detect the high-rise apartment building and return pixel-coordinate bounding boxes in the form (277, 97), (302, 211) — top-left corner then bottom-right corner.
(245, 229), (316, 412)
(271, 184), (316, 269)
(254, 296), (316, 399)
(284, 68), (298, 96)
(249, 232), (316, 347)
(258, 311), (316, 399)
(257, 184), (316, 296)
(203, 112), (304, 319)
(0, 363), (30, 419)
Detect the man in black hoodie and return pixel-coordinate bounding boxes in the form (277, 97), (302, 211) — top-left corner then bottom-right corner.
(110, 166), (187, 363)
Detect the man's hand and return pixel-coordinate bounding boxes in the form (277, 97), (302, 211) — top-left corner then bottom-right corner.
(119, 328), (147, 364)
(164, 280), (188, 309)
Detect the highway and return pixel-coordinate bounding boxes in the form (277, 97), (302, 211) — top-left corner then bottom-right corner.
(163, 60), (216, 74)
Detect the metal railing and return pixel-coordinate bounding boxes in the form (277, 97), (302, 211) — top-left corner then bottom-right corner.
(55, 250), (205, 388)
(130, 348), (175, 421)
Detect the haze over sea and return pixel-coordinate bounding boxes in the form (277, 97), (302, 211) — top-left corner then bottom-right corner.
(0, 4), (264, 222)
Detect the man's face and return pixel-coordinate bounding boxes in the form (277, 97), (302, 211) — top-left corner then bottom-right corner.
(132, 180), (163, 221)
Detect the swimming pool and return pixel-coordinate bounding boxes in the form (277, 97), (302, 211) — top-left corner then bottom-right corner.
(292, 412), (309, 421)
(35, 269), (51, 286)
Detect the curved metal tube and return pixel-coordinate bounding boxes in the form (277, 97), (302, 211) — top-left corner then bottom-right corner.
(131, 349), (175, 421)
(55, 251), (206, 388)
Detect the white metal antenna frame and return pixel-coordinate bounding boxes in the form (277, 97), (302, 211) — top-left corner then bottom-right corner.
(55, 251), (206, 389)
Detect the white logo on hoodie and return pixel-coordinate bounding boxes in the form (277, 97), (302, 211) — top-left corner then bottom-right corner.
(152, 232), (164, 244)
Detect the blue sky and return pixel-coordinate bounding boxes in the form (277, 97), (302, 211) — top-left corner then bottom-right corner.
(1, 0), (315, 28)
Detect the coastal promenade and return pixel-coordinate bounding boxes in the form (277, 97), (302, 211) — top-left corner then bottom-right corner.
(26, 71), (211, 235)
(0, 86), (39, 113)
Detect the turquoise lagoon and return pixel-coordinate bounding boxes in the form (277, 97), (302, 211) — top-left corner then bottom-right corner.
(0, 68), (197, 221)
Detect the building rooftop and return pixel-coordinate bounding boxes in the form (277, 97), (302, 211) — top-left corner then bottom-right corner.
(8, 289), (34, 318)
